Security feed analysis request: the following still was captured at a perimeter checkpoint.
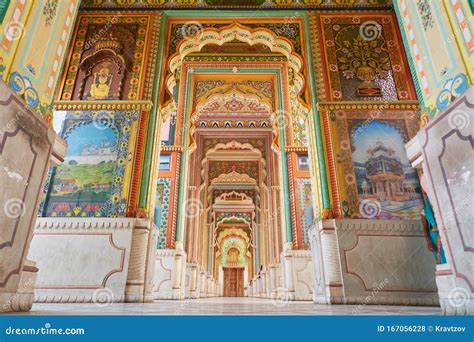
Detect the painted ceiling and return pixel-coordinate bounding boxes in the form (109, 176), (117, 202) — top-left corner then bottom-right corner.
(81, 0), (392, 10)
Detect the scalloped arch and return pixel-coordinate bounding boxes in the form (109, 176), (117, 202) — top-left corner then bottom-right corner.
(167, 23), (305, 96)
(205, 140), (262, 158)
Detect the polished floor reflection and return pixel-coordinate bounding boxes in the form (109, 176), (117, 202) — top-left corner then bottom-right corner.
(17, 298), (441, 316)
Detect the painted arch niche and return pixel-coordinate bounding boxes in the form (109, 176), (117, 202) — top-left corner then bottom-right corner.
(218, 236), (250, 268)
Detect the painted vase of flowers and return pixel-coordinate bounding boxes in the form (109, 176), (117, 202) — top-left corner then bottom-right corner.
(335, 27), (391, 97)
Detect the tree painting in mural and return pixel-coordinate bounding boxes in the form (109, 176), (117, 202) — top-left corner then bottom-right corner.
(46, 123), (117, 217)
(351, 120), (423, 219)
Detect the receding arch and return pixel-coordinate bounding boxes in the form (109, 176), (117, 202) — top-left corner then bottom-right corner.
(167, 23), (305, 97)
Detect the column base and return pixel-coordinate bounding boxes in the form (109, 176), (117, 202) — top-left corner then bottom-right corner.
(0, 260), (38, 312)
(436, 264), (473, 315)
(0, 292), (34, 313)
(30, 218), (136, 304)
(309, 219), (439, 306)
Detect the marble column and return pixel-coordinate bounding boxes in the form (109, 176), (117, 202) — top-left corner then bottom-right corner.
(309, 219), (438, 305)
(261, 269), (267, 298)
(206, 274), (212, 296)
(125, 219), (159, 303)
(406, 87), (474, 315)
(189, 263), (199, 299)
(0, 81), (65, 312)
(269, 264), (278, 299)
(308, 224), (329, 304)
(318, 220), (344, 303)
(200, 270), (206, 298)
(265, 267), (271, 298)
(172, 241), (186, 300)
(281, 242), (296, 301)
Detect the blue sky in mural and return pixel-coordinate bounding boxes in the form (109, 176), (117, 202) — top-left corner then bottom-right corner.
(352, 120), (409, 164)
(67, 123), (117, 157)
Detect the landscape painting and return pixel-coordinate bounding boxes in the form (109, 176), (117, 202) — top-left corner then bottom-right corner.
(45, 122), (118, 217)
(351, 120), (423, 220)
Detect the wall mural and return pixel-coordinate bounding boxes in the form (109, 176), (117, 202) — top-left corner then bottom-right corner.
(331, 108), (422, 219)
(41, 110), (139, 217)
(351, 120), (423, 219)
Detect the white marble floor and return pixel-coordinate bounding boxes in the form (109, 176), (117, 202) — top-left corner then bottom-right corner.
(15, 297), (441, 315)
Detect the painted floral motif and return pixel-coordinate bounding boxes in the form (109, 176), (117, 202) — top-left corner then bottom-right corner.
(297, 178), (313, 247)
(170, 22), (303, 56)
(315, 13), (414, 101)
(417, 0), (434, 31)
(155, 178), (171, 249)
(7, 71), (54, 118)
(216, 212), (252, 224)
(292, 115), (308, 146)
(435, 73), (468, 112)
(208, 161), (259, 183)
(42, 0), (58, 27)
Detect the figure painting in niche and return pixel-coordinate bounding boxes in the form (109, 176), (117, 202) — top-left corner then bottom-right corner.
(45, 123), (118, 217)
(351, 120), (423, 219)
(88, 63), (114, 100)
